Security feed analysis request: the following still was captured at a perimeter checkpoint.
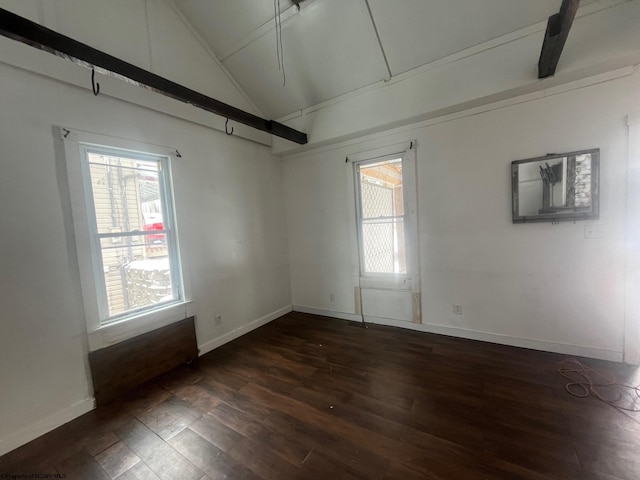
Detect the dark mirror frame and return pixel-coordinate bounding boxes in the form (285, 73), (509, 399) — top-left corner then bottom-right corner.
(511, 148), (600, 223)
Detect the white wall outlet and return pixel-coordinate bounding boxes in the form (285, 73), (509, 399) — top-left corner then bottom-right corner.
(214, 314), (222, 326)
(452, 304), (463, 315)
(329, 293), (335, 302)
(584, 224), (604, 239)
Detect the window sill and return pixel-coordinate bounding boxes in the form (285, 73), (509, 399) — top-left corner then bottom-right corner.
(87, 300), (194, 351)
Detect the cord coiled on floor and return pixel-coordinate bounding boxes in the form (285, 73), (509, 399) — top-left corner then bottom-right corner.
(558, 358), (640, 412)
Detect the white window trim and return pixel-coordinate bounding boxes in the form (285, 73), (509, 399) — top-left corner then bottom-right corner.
(59, 127), (192, 351)
(349, 141), (420, 293)
(625, 113), (640, 364)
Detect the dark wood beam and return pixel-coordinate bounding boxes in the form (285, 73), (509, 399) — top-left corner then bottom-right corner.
(0, 8), (308, 145)
(538, 0), (580, 79)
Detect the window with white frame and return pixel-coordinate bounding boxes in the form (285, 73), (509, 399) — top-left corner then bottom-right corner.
(356, 157), (406, 274)
(64, 132), (185, 331)
(350, 143), (419, 325)
(354, 149), (416, 276)
(80, 144), (183, 323)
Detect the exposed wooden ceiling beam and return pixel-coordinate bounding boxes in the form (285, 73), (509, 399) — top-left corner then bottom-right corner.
(538, 0), (580, 79)
(0, 8), (308, 145)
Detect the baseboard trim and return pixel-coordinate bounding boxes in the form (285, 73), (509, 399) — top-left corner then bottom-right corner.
(294, 305), (622, 362)
(0, 397), (95, 457)
(198, 305), (293, 356)
(293, 305), (362, 322)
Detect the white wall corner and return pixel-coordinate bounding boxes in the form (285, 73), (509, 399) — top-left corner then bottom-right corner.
(0, 398), (95, 458)
(198, 305), (293, 356)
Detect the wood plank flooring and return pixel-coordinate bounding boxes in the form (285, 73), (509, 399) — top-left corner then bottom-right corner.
(1, 311), (639, 479)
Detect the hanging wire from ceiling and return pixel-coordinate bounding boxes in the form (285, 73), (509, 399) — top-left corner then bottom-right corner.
(274, 0), (286, 86)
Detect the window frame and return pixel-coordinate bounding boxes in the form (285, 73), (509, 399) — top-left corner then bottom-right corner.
(351, 143), (419, 284)
(354, 154), (408, 277)
(61, 128), (189, 350)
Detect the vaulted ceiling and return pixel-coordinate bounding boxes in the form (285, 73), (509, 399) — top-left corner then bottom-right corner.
(173, 0), (607, 120)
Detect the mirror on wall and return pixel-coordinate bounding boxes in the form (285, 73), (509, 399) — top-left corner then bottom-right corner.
(511, 149), (599, 223)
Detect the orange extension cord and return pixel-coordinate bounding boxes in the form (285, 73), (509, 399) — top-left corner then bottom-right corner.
(558, 358), (640, 412)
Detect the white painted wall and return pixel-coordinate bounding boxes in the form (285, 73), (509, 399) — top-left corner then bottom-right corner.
(283, 71), (638, 363)
(0, 0), (290, 456)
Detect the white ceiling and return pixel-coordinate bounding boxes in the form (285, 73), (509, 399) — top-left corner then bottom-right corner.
(174, 0), (594, 120)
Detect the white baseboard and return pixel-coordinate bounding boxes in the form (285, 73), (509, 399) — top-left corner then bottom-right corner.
(0, 397), (95, 457)
(198, 305), (292, 356)
(293, 305), (362, 322)
(294, 305), (623, 362)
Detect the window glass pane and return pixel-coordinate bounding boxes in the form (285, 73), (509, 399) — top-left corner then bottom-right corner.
(358, 158), (406, 274)
(361, 218), (406, 274)
(99, 235), (174, 317)
(359, 159), (404, 217)
(79, 143), (182, 325)
(87, 153), (165, 236)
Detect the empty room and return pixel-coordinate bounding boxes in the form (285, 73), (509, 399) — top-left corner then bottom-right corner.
(2, 0), (640, 478)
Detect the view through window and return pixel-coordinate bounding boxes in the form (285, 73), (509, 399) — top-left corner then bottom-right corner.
(83, 145), (182, 322)
(357, 158), (406, 274)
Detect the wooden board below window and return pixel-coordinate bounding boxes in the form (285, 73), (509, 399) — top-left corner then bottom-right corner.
(88, 317), (198, 406)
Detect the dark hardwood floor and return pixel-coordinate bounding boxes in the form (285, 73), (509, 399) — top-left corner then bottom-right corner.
(1, 311), (639, 479)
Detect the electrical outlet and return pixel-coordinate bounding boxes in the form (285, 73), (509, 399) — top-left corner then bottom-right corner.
(584, 224), (604, 239)
(214, 314), (222, 326)
(329, 293), (335, 302)
(452, 304), (463, 315)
